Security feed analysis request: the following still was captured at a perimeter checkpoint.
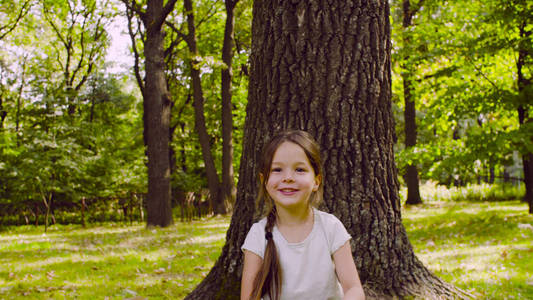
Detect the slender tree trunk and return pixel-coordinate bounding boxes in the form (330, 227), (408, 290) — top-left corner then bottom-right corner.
(0, 94), (6, 129)
(81, 197), (86, 228)
(221, 0), (239, 210)
(186, 1), (468, 299)
(518, 106), (532, 212)
(517, 20), (532, 214)
(42, 192), (51, 233)
(184, 0), (225, 215)
(402, 0), (422, 205)
(142, 0), (178, 227)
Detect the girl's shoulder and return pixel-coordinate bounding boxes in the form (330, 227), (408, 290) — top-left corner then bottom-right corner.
(254, 216), (268, 227)
(247, 216), (267, 234)
(314, 209), (351, 254)
(314, 209), (344, 226)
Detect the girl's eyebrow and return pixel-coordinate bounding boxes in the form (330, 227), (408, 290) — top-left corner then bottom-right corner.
(271, 161), (308, 165)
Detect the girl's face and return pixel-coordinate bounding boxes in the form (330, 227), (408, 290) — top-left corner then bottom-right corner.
(265, 142), (321, 211)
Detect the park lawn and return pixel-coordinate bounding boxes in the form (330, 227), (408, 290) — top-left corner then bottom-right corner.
(0, 200), (531, 299)
(402, 199), (533, 299)
(0, 216), (230, 299)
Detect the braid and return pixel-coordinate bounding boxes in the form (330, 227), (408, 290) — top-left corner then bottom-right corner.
(265, 206), (276, 233)
(250, 206), (282, 300)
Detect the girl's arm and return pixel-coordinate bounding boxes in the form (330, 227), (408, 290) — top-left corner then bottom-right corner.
(333, 241), (365, 300)
(241, 250), (263, 300)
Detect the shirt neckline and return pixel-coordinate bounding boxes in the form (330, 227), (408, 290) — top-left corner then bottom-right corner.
(273, 208), (318, 246)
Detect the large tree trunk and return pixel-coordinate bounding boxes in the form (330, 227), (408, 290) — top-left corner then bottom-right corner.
(221, 0), (239, 211)
(184, 0), (226, 215)
(186, 0), (468, 299)
(401, 0), (422, 205)
(142, 0), (178, 227)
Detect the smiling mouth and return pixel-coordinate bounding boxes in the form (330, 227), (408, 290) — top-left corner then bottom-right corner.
(279, 188), (298, 194)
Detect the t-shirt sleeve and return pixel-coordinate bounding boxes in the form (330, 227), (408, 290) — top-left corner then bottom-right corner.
(327, 214), (352, 254)
(241, 222), (266, 259)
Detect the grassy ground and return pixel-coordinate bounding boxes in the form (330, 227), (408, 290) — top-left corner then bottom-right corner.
(1, 190), (532, 299)
(0, 217), (230, 299)
(402, 200), (533, 299)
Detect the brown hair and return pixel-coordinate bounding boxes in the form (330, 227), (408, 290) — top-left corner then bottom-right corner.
(250, 130), (324, 300)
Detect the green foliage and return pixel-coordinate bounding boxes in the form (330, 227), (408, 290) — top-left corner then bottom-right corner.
(0, 70), (145, 225)
(2, 0), (253, 224)
(392, 0), (532, 186)
(160, 0), (251, 192)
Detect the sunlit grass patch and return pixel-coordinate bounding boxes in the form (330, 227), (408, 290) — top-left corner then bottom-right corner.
(401, 181), (525, 204)
(0, 216), (230, 299)
(403, 199), (533, 299)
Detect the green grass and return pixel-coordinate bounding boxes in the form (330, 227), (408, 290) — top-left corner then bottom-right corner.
(403, 200), (533, 299)
(0, 217), (230, 299)
(1, 187), (532, 299)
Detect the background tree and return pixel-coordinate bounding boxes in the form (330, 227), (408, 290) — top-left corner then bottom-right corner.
(42, 0), (111, 115)
(397, 0), (423, 205)
(184, 0), (226, 214)
(0, 0), (32, 40)
(124, 0), (179, 227)
(220, 0), (239, 210)
(187, 0), (469, 298)
(427, 0), (532, 210)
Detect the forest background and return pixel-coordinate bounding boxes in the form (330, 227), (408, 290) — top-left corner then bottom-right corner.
(0, 0), (532, 298)
(0, 0), (531, 227)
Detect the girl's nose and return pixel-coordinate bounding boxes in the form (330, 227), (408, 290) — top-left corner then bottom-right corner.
(282, 172), (294, 182)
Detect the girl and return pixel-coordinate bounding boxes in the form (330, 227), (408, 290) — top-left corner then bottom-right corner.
(241, 130), (365, 300)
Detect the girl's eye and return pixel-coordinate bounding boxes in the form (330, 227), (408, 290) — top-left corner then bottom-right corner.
(271, 168), (282, 173)
(296, 168), (306, 172)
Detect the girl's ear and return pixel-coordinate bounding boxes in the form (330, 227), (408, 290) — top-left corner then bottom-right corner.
(259, 173), (264, 185)
(313, 174), (322, 192)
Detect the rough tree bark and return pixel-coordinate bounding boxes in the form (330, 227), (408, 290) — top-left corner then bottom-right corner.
(186, 0), (470, 299)
(401, 0), (422, 205)
(184, 0), (226, 215)
(142, 0), (178, 227)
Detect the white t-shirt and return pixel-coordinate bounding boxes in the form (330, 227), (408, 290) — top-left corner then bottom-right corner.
(241, 209), (351, 300)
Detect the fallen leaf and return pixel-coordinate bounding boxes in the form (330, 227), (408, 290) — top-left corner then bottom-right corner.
(154, 268), (165, 274)
(46, 271), (56, 280)
(501, 250), (508, 259)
